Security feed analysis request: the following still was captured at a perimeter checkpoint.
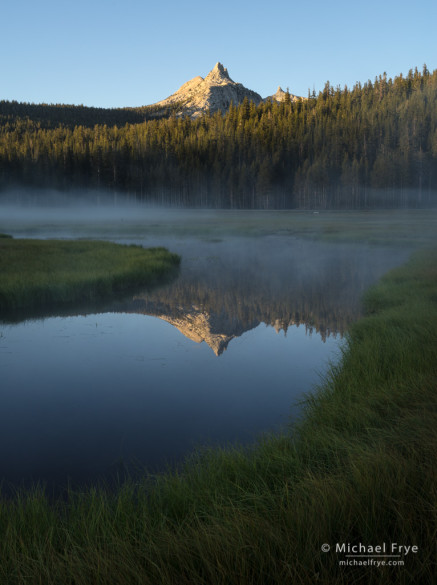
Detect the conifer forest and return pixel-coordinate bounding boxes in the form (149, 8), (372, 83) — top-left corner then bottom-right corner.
(1, 66), (436, 209)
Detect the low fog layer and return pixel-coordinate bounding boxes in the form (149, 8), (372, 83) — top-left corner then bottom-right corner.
(1, 188), (436, 245)
(0, 188), (219, 227)
(0, 187), (415, 340)
(0, 189), (241, 242)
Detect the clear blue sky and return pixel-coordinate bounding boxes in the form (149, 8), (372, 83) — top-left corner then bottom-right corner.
(3, 0), (436, 108)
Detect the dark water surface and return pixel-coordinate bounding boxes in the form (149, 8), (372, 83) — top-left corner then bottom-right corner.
(0, 215), (409, 494)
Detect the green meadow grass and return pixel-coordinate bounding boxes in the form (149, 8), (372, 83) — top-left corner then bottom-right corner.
(0, 247), (436, 584)
(0, 238), (180, 315)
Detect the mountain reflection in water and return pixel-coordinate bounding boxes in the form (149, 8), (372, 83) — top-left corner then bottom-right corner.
(0, 235), (409, 494)
(105, 236), (408, 354)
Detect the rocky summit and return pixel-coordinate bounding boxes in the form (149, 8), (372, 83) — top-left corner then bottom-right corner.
(265, 86), (301, 104)
(152, 62), (299, 118)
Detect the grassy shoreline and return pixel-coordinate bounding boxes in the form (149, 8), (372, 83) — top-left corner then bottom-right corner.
(1, 247), (436, 584)
(0, 238), (180, 317)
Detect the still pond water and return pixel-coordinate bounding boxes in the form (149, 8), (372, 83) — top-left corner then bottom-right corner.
(0, 211), (408, 494)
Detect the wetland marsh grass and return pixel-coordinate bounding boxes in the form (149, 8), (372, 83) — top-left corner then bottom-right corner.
(0, 238), (180, 316)
(0, 247), (436, 584)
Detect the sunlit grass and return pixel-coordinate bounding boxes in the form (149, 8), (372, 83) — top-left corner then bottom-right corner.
(0, 238), (180, 315)
(0, 247), (436, 583)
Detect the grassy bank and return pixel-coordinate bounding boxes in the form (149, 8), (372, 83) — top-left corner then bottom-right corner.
(1, 248), (436, 584)
(0, 238), (180, 316)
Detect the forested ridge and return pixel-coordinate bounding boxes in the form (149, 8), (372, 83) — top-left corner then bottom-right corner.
(1, 66), (436, 208)
(0, 100), (180, 129)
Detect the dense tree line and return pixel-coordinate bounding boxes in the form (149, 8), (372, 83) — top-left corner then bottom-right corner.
(1, 66), (436, 208)
(0, 100), (181, 129)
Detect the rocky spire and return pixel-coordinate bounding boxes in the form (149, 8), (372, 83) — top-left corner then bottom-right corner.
(152, 62), (264, 117)
(204, 62), (232, 84)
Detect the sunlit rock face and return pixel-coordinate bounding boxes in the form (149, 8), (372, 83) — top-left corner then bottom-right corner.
(152, 63), (303, 117)
(264, 86), (300, 103)
(152, 62), (263, 118)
